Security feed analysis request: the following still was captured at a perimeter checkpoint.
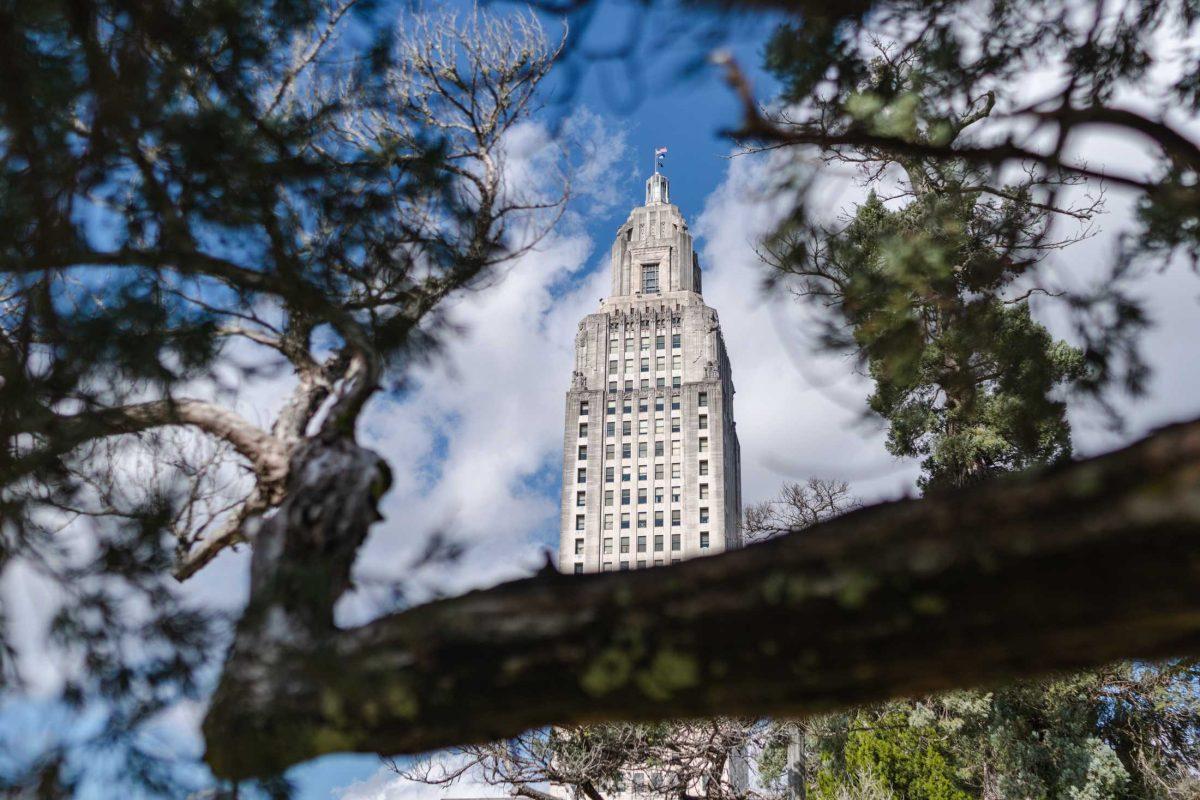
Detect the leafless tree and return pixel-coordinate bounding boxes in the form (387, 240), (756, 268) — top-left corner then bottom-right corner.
(398, 720), (774, 800)
(742, 478), (860, 544)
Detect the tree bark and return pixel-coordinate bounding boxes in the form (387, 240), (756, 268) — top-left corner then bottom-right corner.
(202, 416), (1200, 780)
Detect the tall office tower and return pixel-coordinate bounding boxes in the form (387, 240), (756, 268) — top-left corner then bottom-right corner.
(559, 167), (742, 574)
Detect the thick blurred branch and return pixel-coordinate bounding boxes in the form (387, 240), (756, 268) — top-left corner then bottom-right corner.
(204, 415), (1200, 779)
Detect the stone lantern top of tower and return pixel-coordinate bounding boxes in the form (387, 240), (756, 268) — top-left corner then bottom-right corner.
(645, 171), (669, 206)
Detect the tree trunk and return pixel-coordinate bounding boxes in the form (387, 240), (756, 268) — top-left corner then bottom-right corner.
(786, 724), (805, 800)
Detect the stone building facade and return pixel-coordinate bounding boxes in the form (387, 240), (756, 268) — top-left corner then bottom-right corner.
(558, 169), (743, 574)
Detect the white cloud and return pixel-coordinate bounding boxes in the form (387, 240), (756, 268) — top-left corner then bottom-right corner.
(694, 153), (922, 504)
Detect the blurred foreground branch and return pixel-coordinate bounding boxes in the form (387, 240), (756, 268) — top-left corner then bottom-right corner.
(203, 414), (1200, 779)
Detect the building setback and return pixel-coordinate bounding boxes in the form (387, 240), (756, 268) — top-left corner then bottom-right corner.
(559, 169), (743, 574)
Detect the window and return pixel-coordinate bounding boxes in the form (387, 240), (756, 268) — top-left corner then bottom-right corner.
(656, 397), (664, 411)
(607, 401), (616, 415)
(672, 355), (681, 370)
(603, 513), (613, 530)
(638, 442), (648, 458)
(609, 337), (618, 353)
(654, 534), (664, 552)
(637, 535), (647, 553)
(621, 513), (630, 529)
(671, 533), (681, 551)
(641, 336), (650, 351)
(620, 561), (630, 571)
(672, 398), (681, 410)
(641, 379), (651, 390)
(621, 468), (631, 482)
(656, 377), (665, 388)
(608, 360), (617, 375)
(637, 465), (648, 481)
(574, 563), (584, 574)
(603, 563), (613, 572)
(576, 490), (586, 507)
(656, 335), (665, 349)
(639, 419), (648, 435)
(700, 507), (709, 524)
(671, 417), (681, 434)
(655, 441), (664, 456)
(608, 381), (617, 392)
(604, 490), (613, 506)
(638, 488), (647, 504)
(606, 421), (615, 437)
(575, 538), (584, 555)
(579, 423), (588, 438)
(671, 463), (681, 480)
(639, 398), (648, 412)
(578, 445), (587, 461)
(625, 338), (634, 352)
(672, 375), (681, 388)
(641, 357), (649, 373)
(655, 418), (664, 434)
(623, 400), (632, 414)
(699, 392), (708, 408)
(656, 356), (665, 371)
(672, 487), (681, 503)
(700, 460), (709, 476)
(671, 510), (681, 527)
(637, 512), (647, 528)
(580, 401), (589, 416)
(637, 559), (647, 569)
(622, 420), (632, 435)
(699, 414), (708, 430)
(577, 468), (586, 483)
(700, 531), (710, 548)
(642, 263), (659, 293)
(654, 510), (664, 527)
(699, 437), (708, 453)
(654, 487), (664, 503)
(622, 443), (631, 459)
(621, 488), (630, 505)
(672, 333), (681, 348)
(620, 538), (630, 554)
(699, 483), (709, 499)
(654, 464), (664, 480)
(624, 379), (633, 391)
(603, 538), (613, 555)
(654, 558), (664, 566)
(605, 443), (615, 459)
(605, 466), (614, 483)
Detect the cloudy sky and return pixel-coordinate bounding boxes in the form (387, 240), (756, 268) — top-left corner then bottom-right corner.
(3, 3), (1198, 798)
(318, 101), (1199, 800)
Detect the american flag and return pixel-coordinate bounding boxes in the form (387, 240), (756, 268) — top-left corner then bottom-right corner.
(655, 147), (668, 157)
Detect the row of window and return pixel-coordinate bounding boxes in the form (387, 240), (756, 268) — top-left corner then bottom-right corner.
(578, 483), (708, 506)
(610, 355), (684, 374)
(577, 392), (708, 420)
(574, 530), (712, 555)
(605, 507), (708, 529)
(574, 507), (711, 532)
(596, 458), (710, 481)
(579, 438), (710, 461)
(609, 333), (682, 353)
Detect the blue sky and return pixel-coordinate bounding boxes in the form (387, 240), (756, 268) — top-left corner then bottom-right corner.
(287, 3), (787, 797)
(9, 2), (1200, 798)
